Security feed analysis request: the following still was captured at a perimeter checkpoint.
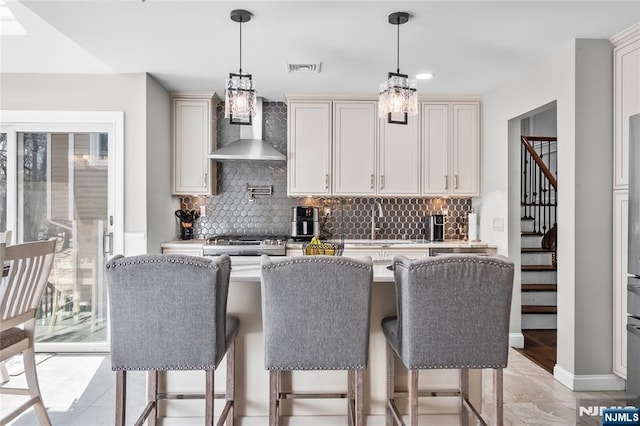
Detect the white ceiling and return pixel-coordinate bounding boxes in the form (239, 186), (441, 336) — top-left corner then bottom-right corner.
(2, 1), (639, 100)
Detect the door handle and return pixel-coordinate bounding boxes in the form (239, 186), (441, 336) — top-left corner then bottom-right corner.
(455, 174), (459, 189)
(325, 174), (329, 189)
(370, 174), (374, 189)
(103, 230), (113, 256)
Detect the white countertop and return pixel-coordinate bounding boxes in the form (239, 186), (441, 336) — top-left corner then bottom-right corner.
(161, 239), (494, 249)
(228, 257), (395, 282)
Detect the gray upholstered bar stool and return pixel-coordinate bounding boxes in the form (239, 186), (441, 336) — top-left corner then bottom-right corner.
(260, 255), (373, 426)
(106, 254), (239, 426)
(382, 255), (514, 426)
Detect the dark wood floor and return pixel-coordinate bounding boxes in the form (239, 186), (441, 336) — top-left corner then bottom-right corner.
(514, 329), (557, 374)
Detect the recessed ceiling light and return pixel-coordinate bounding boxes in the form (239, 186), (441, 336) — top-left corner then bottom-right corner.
(416, 73), (435, 80)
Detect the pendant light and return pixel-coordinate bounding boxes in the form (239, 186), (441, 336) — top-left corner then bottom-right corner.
(378, 12), (418, 125)
(225, 9), (256, 125)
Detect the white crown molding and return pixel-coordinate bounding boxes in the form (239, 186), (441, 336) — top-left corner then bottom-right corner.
(610, 21), (640, 47)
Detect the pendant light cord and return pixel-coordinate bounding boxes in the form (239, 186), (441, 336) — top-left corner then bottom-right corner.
(239, 19), (243, 74)
(396, 21), (400, 74)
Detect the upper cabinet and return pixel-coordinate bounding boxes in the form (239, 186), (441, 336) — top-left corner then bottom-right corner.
(171, 93), (218, 195)
(287, 101), (332, 196)
(614, 27), (640, 189)
(287, 96), (480, 197)
(378, 113), (420, 195)
(421, 101), (481, 196)
(333, 101), (377, 195)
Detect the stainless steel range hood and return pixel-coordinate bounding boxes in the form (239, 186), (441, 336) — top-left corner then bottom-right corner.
(208, 97), (286, 161)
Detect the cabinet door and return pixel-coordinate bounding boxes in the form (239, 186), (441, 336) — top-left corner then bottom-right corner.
(288, 101), (332, 195)
(172, 97), (216, 195)
(614, 37), (640, 188)
(451, 102), (480, 196)
(333, 101), (377, 195)
(382, 248), (428, 260)
(421, 103), (450, 195)
(613, 190), (628, 378)
(378, 115), (420, 195)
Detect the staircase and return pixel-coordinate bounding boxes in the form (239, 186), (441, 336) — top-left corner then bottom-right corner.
(521, 136), (557, 330)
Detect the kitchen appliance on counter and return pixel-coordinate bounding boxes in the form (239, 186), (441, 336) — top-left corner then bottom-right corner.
(627, 113), (640, 400)
(175, 209), (200, 240)
(203, 235), (287, 257)
(290, 206), (320, 241)
(423, 214), (445, 242)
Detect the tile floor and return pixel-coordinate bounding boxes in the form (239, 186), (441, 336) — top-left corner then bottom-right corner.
(0, 349), (630, 425)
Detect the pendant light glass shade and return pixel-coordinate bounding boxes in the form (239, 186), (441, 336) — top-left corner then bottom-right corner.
(225, 72), (256, 124)
(225, 9), (256, 125)
(378, 12), (417, 125)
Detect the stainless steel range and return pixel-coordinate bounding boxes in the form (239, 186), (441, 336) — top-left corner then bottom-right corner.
(203, 235), (287, 257)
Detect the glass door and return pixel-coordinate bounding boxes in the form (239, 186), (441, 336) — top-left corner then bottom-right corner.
(1, 111), (123, 352)
(18, 132), (109, 346)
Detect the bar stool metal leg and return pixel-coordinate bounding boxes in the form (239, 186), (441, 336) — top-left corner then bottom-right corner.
(348, 370), (355, 426)
(386, 342), (395, 426)
(269, 370), (279, 426)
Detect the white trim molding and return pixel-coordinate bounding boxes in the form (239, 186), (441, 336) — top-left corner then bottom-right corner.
(509, 332), (524, 348)
(553, 365), (626, 391)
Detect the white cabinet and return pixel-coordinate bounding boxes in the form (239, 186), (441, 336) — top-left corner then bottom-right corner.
(613, 191), (628, 378)
(421, 102), (480, 196)
(287, 101), (332, 195)
(171, 93), (217, 195)
(379, 114), (421, 195)
(381, 248), (428, 259)
(614, 29), (640, 189)
(333, 101), (377, 195)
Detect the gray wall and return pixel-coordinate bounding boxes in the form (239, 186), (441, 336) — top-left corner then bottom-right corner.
(145, 74), (174, 253)
(0, 72), (174, 255)
(482, 39), (617, 385)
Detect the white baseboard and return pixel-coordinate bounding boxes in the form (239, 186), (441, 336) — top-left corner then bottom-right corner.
(553, 365), (626, 391)
(510, 332), (524, 348)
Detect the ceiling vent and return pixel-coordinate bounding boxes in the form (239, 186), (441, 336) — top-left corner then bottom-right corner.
(286, 62), (322, 74)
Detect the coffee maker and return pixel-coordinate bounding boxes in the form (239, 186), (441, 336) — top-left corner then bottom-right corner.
(423, 214), (445, 241)
(290, 206), (320, 241)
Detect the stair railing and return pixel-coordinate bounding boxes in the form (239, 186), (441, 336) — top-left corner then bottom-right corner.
(521, 136), (557, 239)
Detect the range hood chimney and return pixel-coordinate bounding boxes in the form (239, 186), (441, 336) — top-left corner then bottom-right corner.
(208, 97), (286, 161)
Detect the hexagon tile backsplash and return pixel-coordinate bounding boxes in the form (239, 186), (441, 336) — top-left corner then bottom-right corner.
(180, 101), (473, 241)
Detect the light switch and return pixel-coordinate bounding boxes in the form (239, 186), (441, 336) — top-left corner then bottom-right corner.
(492, 217), (504, 232)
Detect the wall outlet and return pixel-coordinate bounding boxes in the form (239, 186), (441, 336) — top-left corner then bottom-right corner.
(200, 205), (206, 217)
(324, 207), (331, 217)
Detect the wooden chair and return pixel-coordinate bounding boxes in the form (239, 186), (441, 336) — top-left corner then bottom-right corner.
(0, 230), (12, 384)
(0, 239), (57, 426)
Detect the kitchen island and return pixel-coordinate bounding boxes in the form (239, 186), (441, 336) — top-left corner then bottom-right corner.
(158, 248), (490, 424)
